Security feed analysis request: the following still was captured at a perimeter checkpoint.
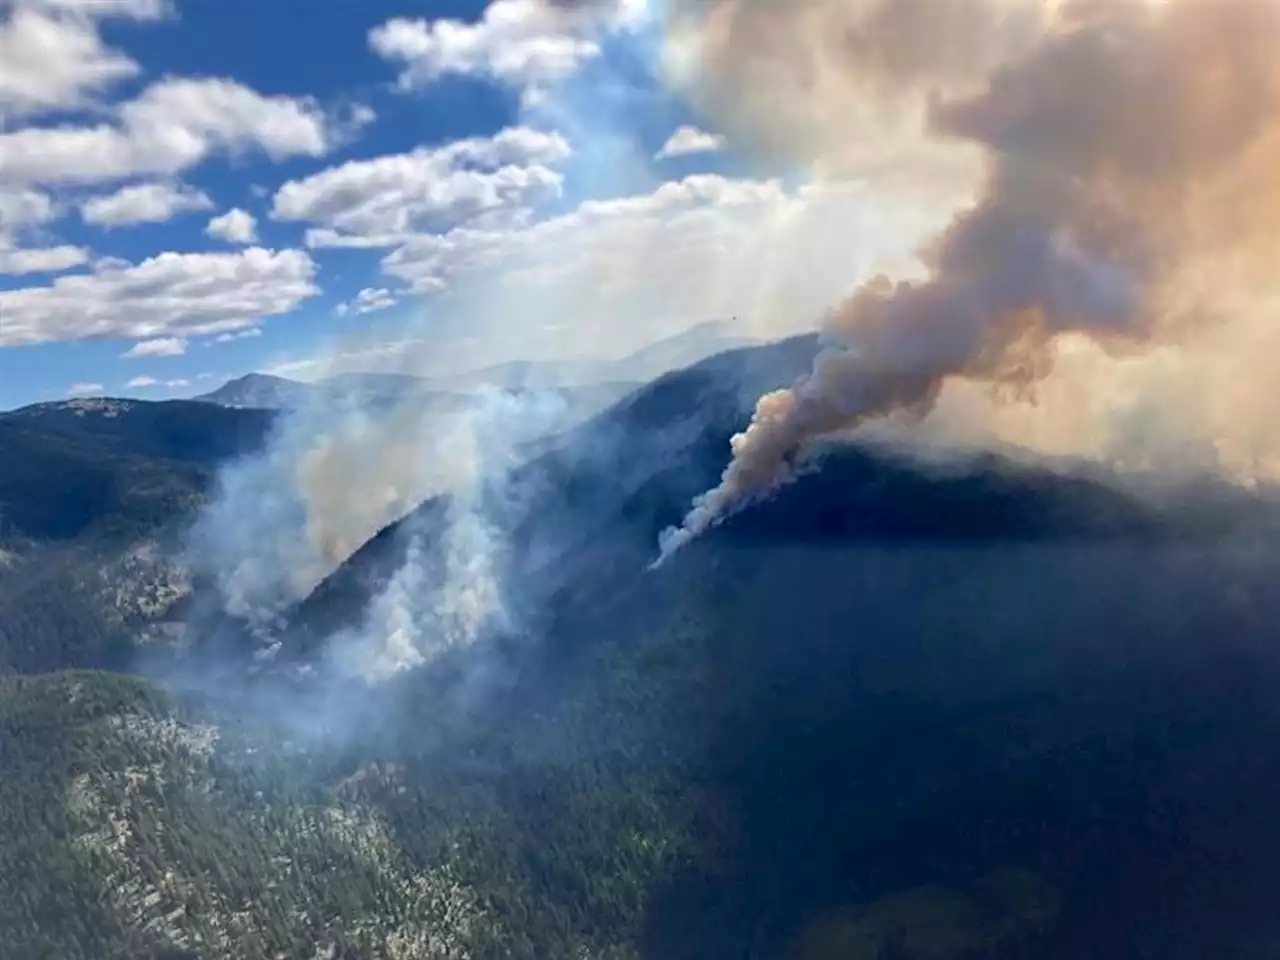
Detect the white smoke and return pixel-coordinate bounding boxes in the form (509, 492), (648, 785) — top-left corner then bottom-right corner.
(325, 387), (570, 686)
(187, 386), (473, 628)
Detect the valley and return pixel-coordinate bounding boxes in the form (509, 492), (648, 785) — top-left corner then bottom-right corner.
(4, 339), (1280, 958)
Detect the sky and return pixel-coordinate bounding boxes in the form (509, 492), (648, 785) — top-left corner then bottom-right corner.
(0, 0), (946, 410)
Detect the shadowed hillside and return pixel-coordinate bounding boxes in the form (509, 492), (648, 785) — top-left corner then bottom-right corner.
(0, 400), (275, 674)
(5, 337), (1280, 959)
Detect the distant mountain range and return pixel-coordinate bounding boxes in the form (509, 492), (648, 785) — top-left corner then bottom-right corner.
(193, 318), (759, 411)
(194, 371), (639, 417)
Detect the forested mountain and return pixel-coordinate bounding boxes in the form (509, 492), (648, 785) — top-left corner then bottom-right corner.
(0, 399), (274, 674)
(5, 339), (1280, 958)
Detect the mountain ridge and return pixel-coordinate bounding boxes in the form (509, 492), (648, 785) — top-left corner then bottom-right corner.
(191, 318), (758, 411)
(6, 334), (1280, 958)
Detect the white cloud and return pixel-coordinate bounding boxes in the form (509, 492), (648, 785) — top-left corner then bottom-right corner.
(0, 246), (319, 346)
(266, 335), (428, 382)
(0, 187), (87, 273)
(336, 287), (398, 317)
(122, 335), (186, 357)
(0, 76), (336, 187)
(383, 173), (794, 291)
(122, 373), (194, 391)
(66, 380), (104, 394)
(655, 124), (725, 160)
(369, 0), (646, 100)
(302, 229), (398, 250)
(273, 126), (571, 246)
(6, 1), (170, 17)
(346, 102), (377, 129)
(81, 181), (212, 227)
(377, 173), (958, 361)
(0, 187), (56, 228)
(205, 207), (258, 243)
(0, 3), (158, 121)
(0, 236), (89, 274)
(213, 326), (261, 343)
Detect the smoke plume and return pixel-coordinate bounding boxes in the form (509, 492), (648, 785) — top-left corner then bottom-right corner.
(324, 386), (570, 686)
(658, 0), (1280, 560)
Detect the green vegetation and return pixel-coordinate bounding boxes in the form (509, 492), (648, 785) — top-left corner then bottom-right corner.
(0, 400), (272, 675)
(4, 358), (1278, 959)
(0, 668), (702, 960)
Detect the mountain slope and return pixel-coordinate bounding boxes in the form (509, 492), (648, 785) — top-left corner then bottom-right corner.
(7, 336), (1280, 958)
(279, 329), (1253, 653)
(279, 333), (823, 648)
(426, 318), (761, 392)
(0, 399), (275, 674)
(192, 373), (315, 409)
(0, 671), (520, 960)
(195, 320), (750, 412)
(1, 397), (274, 468)
(258, 332), (1280, 958)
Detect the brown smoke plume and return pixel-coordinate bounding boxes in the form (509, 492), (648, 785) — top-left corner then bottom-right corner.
(658, 0), (1280, 560)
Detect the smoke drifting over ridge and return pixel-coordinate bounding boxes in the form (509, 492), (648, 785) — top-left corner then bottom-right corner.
(658, 0), (1280, 559)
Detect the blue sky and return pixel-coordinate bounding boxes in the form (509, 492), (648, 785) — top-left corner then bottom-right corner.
(0, 0), (923, 409)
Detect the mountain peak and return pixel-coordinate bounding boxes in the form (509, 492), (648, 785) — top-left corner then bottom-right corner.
(194, 373), (310, 409)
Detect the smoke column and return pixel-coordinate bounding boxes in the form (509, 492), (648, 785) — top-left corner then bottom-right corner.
(185, 0), (655, 686)
(658, 0), (1280, 560)
(324, 386), (570, 686)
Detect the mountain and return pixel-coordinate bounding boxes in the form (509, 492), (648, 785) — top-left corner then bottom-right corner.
(192, 373), (316, 409)
(430, 318), (762, 392)
(1, 397), (274, 470)
(609, 318), (762, 382)
(261, 334), (1280, 958)
(0, 398), (275, 674)
(194, 320), (754, 411)
(196, 370), (639, 420)
(195, 371), (475, 411)
(280, 333), (825, 650)
(6, 337), (1280, 958)
(277, 331), (1257, 654)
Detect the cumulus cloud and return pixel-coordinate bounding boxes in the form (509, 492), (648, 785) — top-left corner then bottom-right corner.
(126, 374), (157, 388)
(0, 236), (89, 274)
(273, 126), (572, 247)
(0, 186), (56, 228)
(0, 76), (336, 187)
(0, 186), (88, 273)
(81, 181), (213, 227)
(0, 0), (163, 121)
(0, 246), (318, 346)
(654, 124), (724, 159)
(369, 0), (647, 101)
(122, 335), (186, 358)
(378, 173), (951, 366)
(206, 207), (258, 244)
(250, 169), (947, 386)
(337, 287), (398, 317)
(66, 380), (104, 395)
